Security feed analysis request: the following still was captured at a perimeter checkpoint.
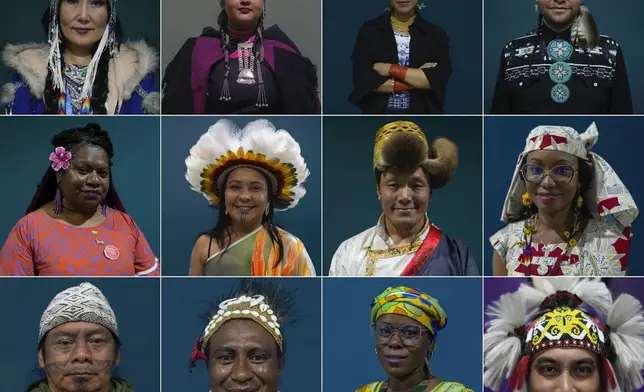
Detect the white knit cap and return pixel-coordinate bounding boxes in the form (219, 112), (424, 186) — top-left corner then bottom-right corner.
(39, 282), (118, 343)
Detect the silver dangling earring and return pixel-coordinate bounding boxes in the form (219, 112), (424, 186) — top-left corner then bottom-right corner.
(264, 204), (270, 216)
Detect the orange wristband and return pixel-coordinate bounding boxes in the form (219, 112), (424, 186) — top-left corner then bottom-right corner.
(393, 80), (410, 92)
(389, 64), (408, 81)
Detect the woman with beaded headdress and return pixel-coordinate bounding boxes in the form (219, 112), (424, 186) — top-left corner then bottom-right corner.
(0, 123), (159, 276)
(348, 0), (452, 114)
(357, 286), (473, 392)
(485, 277), (644, 392)
(189, 279), (292, 392)
(162, 0), (320, 114)
(490, 122), (638, 276)
(490, 0), (632, 114)
(1, 0), (159, 115)
(185, 119), (316, 276)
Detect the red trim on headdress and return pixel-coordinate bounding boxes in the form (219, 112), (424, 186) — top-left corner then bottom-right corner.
(603, 356), (617, 390)
(540, 291), (583, 310)
(509, 354), (531, 390)
(190, 336), (207, 368)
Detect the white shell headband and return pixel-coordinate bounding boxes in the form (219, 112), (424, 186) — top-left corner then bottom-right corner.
(190, 294), (284, 370)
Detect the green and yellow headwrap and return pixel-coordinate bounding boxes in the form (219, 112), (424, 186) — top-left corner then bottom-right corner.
(370, 286), (447, 336)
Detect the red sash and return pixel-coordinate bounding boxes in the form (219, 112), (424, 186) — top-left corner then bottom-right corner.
(400, 225), (443, 276)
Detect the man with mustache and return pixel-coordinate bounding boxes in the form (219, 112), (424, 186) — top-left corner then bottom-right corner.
(26, 282), (135, 392)
(329, 121), (479, 276)
(490, 0), (632, 114)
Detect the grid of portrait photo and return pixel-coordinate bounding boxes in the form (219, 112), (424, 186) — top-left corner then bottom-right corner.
(1, 1), (644, 391)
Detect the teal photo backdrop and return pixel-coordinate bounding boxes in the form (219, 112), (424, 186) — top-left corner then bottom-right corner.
(162, 277), (321, 391)
(0, 116), (160, 257)
(161, 116), (322, 276)
(323, 278), (482, 391)
(484, 0), (644, 113)
(323, 0), (482, 114)
(322, 116), (482, 275)
(484, 116), (644, 276)
(0, 0), (161, 87)
(0, 278), (160, 391)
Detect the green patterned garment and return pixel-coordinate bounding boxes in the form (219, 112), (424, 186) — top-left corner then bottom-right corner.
(356, 380), (473, 392)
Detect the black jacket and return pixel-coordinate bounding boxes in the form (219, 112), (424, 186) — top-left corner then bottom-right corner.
(490, 25), (632, 114)
(162, 25), (320, 114)
(348, 12), (452, 114)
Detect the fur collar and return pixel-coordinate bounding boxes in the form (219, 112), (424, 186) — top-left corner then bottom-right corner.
(2, 40), (158, 110)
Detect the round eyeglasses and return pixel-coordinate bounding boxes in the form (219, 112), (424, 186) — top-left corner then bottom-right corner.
(372, 322), (429, 346)
(521, 164), (576, 184)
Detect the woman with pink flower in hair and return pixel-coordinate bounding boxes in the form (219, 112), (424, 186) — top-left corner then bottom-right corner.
(0, 123), (159, 276)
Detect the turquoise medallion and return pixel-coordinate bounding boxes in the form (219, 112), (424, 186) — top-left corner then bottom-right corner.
(547, 39), (573, 61)
(551, 84), (570, 103)
(549, 61), (572, 83)
(547, 39), (573, 104)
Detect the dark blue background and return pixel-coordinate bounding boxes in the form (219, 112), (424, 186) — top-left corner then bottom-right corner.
(0, 278), (160, 391)
(322, 0), (482, 114)
(0, 116), (161, 258)
(162, 277), (321, 391)
(484, 0), (644, 113)
(161, 116), (321, 276)
(324, 277), (482, 391)
(322, 116), (483, 275)
(0, 0), (161, 87)
(484, 116), (644, 276)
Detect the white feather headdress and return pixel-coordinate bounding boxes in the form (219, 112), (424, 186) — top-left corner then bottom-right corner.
(185, 119), (309, 211)
(485, 278), (644, 392)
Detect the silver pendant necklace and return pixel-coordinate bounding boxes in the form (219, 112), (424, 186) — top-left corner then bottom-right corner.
(236, 41), (256, 85)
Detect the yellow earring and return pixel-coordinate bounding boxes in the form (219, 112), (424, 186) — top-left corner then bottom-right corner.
(534, 2), (539, 12)
(576, 195), (583, 209)
(522, 192), (532, 206)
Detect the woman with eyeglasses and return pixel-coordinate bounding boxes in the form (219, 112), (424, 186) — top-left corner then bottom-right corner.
(357, 286), (472, 392)
(490, 122), (638, 276)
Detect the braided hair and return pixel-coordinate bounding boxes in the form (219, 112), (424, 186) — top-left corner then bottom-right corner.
(26, 123), (126, 215)
(40, 1), (123, 114)
(217, 0), (268, 107)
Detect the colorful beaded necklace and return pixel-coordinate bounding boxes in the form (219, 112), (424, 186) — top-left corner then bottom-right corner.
(57, 64), (92, 115)
(519, 198), (582, 275)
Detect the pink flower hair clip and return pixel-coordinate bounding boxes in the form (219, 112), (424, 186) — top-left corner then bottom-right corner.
(49, 147), (72, 171)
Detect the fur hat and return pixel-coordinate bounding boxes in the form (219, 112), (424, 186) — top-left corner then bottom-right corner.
(373, 121), (458, 189)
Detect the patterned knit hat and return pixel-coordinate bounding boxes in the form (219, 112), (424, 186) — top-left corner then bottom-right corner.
(39, 282), (118, 343)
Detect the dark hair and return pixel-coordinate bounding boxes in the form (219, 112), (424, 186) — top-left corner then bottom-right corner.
(41, 1), (124, 114)
(25, 123), (126, 215)
(506, 157), (593, 224)
(200, 169), (285, 267)
(200, 279), (295, 366)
